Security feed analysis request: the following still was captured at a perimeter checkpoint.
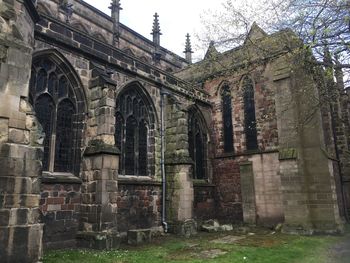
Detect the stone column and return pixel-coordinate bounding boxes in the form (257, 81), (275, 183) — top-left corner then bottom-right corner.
(0, 1), (42, 262)
(77, 69), (121, 249)
(77, 141), (120, 249)
(164, 100), (196, 236)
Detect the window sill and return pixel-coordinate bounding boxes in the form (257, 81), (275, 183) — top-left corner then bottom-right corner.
(41, 172), (82, 184)
(118, 175), (162, 186)
(193, 179), (215, 187)
(215, 149), (279, 159)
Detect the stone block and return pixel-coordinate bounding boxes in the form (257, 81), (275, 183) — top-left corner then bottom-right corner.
(127, 229), (152, 245)
(201, 219), (220, 232)
(8, 128), (29, 144)
(0, 118), (9, 143)
(77, 231), (121, 250)
(168, 219), (197, 237)
(0, 210), (10, 226)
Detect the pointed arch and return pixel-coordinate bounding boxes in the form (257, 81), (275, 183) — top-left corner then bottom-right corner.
(188, 105), (209, 180)
(92, 32), (108, 43)
(122, 48), (136, 57)
(32, 49), (88, 111)
(30, 49), (87, 175)
(117, 80), (158, 124)
(116, 81), (157, 176)
(70, 20), (90, 34)
(215, 80), (232, 96)
(37, 1), (55, 17)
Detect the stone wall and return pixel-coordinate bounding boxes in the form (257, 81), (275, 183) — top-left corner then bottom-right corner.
(40, 182), (81, 249)
(0, 0), (42, 262)
(117, 181), (161, 233)
(274, 53), (343, 234)
(212, 158), (243, 222)
(193, 183), (216, 220)
(206, 66), (278, 157)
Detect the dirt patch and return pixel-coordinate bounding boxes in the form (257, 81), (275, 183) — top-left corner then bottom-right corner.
(211, 235), (246, 244)
(327, 232), (350, 263)
(194, 249), (228, 259)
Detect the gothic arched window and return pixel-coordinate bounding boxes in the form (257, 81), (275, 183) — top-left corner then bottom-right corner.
(115, 85), (155, 176)
(243, 76), (258, 151)
(29, 57), (81, 174)
(188, 108), (208, 179)
(221, 85), (234, 153)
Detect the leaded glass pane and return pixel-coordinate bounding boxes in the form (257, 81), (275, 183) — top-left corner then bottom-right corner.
(125, 117), (136, 175)
(195, 132), (204, 179)
(222, 86), (234, 152)
(188, 119), (194, 161)
(243, 77), (258, 150)
(36, 69), (47, 93)
(48, 72), (57, 96)
(41, 59), (54, 71)
(58, 76), (68, 98)
(54, 99), (75, 172)
(133, 99), (139, 118)
(138, 121), (148, 176)
(115, 113), (123, 174)
(127, 97), (132, 115)
(188, 109), (207, 180)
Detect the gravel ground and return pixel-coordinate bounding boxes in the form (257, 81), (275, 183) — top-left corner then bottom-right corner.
(327, 227), (350, 263)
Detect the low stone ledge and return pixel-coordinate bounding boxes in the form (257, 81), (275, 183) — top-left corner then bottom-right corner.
(118, 177), (162, 186)
(76, 231), (121, 250)
(168, 219), (198, 237)
(127, 229), (152, 245)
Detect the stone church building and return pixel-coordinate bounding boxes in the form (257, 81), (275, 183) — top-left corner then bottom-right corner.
(0, 0), (349, 262)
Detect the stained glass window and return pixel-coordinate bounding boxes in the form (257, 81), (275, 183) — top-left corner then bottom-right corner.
(188, 108), (208, 179)
(29, 58), (78, 174)
(243, 76), (258, 151)
(116, 86), (154, 176)
(222, 85), (234, 153)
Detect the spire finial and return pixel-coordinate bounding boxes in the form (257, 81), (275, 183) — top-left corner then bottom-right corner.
(184, 33), (193, 64)
(151, 12), (162, 46)
(109, 0), (122, 12)
(109, 0), (122, 46)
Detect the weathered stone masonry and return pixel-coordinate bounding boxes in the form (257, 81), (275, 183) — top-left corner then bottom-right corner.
(0, 1), (42, 262)
(0, 1), (349, 262)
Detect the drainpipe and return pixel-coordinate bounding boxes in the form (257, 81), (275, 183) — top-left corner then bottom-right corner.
(160, 89), (168, 233)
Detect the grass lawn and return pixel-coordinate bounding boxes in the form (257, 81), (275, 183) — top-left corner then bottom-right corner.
(43, 225), (349, 263)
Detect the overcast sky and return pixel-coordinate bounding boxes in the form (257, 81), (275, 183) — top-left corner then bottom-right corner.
(83, 0), (224, 60)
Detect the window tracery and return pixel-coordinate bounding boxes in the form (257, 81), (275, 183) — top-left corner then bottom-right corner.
(115, 86), (154, 176)
(29, 58), (79, 174)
